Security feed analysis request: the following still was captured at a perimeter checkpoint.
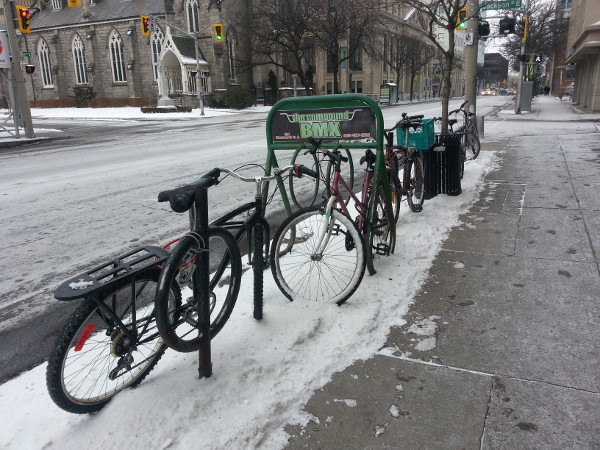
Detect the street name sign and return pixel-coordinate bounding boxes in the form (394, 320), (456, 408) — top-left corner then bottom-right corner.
(482, 0), (522, 11)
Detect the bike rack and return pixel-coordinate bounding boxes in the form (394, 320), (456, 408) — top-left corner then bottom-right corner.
(263, 93), (394, 275)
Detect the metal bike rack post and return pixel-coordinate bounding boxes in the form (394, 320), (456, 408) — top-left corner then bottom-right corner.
(193, 188), (212, 378)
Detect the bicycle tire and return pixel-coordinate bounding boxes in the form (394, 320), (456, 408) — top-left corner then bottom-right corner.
(270, 205), (366, 305)
(46, 270), (181, 414)
(154, 227), (242, 353)
(253, 222), (264, 320)
(289, 148), (320, 208)
(388, 156), (402, 224)
(464, 128), (480, 160)
(406, 156), (425, 212)
(366, 182), (394, 258)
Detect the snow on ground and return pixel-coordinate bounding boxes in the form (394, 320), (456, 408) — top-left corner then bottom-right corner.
(0, 152), (497, 450)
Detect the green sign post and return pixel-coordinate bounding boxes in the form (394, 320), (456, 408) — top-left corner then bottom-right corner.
(481, 0), (522, 10)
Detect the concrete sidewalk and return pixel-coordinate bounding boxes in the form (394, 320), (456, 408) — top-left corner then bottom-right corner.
(284, 96), (600, 449)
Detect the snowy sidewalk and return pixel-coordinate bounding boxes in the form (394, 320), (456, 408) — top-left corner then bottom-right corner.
(284, 96), (600, 449)
(1, 96), (598, 449)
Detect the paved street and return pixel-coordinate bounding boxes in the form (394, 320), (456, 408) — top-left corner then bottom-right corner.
(285, 96), (600, 449)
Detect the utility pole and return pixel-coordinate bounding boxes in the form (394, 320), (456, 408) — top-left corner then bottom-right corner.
(463, 0), (480, 114)
(5, 0), (34, 138)
(515, 0), (529, 114)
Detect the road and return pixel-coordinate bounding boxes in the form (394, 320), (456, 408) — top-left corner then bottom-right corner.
(0, 96), (510, 382)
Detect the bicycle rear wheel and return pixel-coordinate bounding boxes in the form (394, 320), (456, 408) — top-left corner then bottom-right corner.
(387, 155), (402, 224)
(464, 128), (480, 160)
(270, 205), (366, 305)
(406, 156), (425, 212)
(46, 270), (181, 414)
(154, 227), (242, 353)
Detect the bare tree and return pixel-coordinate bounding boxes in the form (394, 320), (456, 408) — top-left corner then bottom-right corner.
(500, 0), (568, 72)
(392, 0), (468, 132)
(401, 34), (437, 101)
(235, 0), (319, 93)
(310, 0), (384, 94)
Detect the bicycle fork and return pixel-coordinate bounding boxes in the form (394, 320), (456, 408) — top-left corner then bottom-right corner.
(311, 195), (338, 258)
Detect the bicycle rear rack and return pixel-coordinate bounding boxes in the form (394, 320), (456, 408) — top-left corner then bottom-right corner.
(54, 246), (169, 301)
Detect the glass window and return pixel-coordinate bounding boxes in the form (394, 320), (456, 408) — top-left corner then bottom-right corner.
(72, 35), (88, 84)
(109, 31), (127, 82)
(51, 0), (61, 10)
(186, 0), (199, 33)
(38, 39), (53, 87)
(227, 31), (237, 83)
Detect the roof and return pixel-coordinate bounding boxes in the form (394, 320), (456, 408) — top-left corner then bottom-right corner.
(31, 0), (165, 30)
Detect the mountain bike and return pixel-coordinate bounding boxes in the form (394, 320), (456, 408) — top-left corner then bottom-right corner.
(270, 138), (394, 304)
(384, 114), (426, 218)
(449, 100), (480, 161)
(46, 246), (182, 414)
(46, 165), (300, 414)
(154, 165), (299, 353)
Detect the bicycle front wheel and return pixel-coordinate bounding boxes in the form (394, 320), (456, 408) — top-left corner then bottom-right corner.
(406, 156), (425, 212)
(270, 206), (366, 305)
(155, 227), (242, 353)
(46, 270), (181, 414)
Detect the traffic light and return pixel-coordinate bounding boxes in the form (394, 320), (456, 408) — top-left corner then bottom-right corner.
(499, 17), (516, 34)
(455, 8), (468, 30)
(140, 14), (150, 36)
(478, 21), (490, 37)
(213, 23), (224, 42)
(15, 6), (31, 33)
(521, 16), (529, 42)
(24, 65), (35, 74)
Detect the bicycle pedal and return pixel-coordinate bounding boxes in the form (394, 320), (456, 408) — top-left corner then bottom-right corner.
(374, 243), (390, 256)
(411, 204), (423, 213)
(331, 223), (342, 236)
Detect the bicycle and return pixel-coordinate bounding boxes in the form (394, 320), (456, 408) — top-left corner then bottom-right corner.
(270, 138), (395, 304)
(384, 114), (426, 217)
(46, 246), (182, 414)
(449, 100), (480, 161)
(154, 165), (300, 354)
(46, 165), (300, 414)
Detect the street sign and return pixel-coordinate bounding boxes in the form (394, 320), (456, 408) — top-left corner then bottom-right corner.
(22, 51), (31, 57)
(481, 0), (522, 11)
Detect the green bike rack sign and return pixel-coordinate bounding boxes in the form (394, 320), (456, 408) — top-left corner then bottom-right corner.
(263, 93), (393, 275)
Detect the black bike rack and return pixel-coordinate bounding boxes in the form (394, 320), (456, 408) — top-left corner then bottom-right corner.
(193, 188), (213, 379)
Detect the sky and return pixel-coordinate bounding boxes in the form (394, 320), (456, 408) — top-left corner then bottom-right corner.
(0, 104), (498, 448)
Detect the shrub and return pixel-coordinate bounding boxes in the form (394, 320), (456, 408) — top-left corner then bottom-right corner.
(71, 85), (96, 108)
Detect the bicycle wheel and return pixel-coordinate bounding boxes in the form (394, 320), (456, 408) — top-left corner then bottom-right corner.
(154, 227), (242, 353)
(406, 156), (425, 212)
(464, 127), (480, 160)
(270, 205), (366, 305)
(289, 148), (320, 208)
(46, 270), (181, 414)
(387, 156), (402, 224)
(366, 182), (395, 258)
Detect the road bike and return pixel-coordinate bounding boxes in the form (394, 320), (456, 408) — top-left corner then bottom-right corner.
(154, 165), (299, 353)
(270, 138), (395, 305)
(384, 114), (426, 218)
